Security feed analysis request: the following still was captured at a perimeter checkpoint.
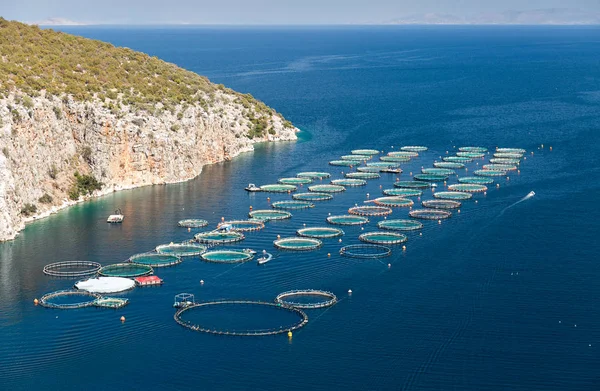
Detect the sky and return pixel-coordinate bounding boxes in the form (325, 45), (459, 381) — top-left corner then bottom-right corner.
(1, 0), (599, 25)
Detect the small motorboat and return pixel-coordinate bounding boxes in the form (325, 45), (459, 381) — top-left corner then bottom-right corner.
(257, 250), (272, 265)
(527, 191), (535, 197)
(243, 248), (257, 255)
(107, 208), (124, 223)
(245, 183), (261, 192)
(381, 168), (402, 174)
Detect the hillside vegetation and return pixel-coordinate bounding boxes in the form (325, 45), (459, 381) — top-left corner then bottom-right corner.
(0, 17), (292, 130)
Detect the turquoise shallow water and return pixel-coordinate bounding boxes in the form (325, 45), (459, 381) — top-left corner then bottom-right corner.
(1, 26), (600, 390)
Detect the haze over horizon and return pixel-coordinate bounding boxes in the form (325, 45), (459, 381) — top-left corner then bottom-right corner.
(1, 0), (599, 25)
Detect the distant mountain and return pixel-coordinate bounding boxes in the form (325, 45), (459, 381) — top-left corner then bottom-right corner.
(33, 17), (87, 26)
(386, 9), (600, 25)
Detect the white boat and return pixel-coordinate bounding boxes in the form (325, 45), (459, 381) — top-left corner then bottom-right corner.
(257, 250), (272, 265)
(243, 248), (257, 255)
(245, 183), (261, 192)
(107, 208), (124, 223)
(528, 191), (535, 197)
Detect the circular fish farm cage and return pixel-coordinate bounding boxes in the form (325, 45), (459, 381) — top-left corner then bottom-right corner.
(456, 151), (485, 158)
(292, 192), (333, 201)
(272, 200), (314, 210)
(178, 219), (209, 228)
(377, 219), (423, 231)
(422, 168), (455, 176)
(474, 169), (506, 177)
(346, 172), (380, 179)
(433, 191), (473, 200)
(326, 215), (369, 226)
(331, 178), (367, 187)
(43, 261), (101, 277)
(39, 290), (101, 309)
(494, 152), (523, 159)
(98, 263), (153, 278)
(443, 156), (472, 163)
(409, 209), (452, 220)
(308, 184), (346, 193)
(448, 183), (488, 193)
(260, 184), (297, 193)
(248, 209), (292, 221)
(219, 220), (265, 232)
(341, 154), (371, 161)
(357, 166), (384, 173)
(75, 277), (136, 294)
(380, 155), (410, 162)
(174, 301), (308, 336)
(195, 231), (246, 244)
(483, 164), (518, 171)
(329, 160), (361, 167)
(156, 243), (207, 257)
(340, 244), (392, 258)
(434, 161), (465, 169)
(351, 149), (380, 156)
(278, 177), (312, 185)
(297, 227), (344, 238)
(458, 176), (494, 185)
(490, 158), (520, 165)
(275, 290), (338, 309)
(401, 146), (428, 152)
(393, 181), (430, 189)
(200, 250), (254, 264)
(373, 197), (414, 208)
(297, 172), (331, 179)
(422, 200), (461, 209)
(459, 146), (488, 153)
(389, 151), (418, 158)
(128, 253), (182, 268)
(348, 206), (393, 216)
(274, 237), (323, 251)
(359, 232), (408, 245)
(367, 162), (400, 168)
(383, 188), (422, 197)
(496, 148), (526, 154)
(414, 173), (448, 182)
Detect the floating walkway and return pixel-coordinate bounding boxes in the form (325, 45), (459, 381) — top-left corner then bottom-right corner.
(174, 301), (309, 337)
(275, 290), (337, 309)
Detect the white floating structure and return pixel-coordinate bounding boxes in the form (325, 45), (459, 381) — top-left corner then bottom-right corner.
(75, 277), (135, 293)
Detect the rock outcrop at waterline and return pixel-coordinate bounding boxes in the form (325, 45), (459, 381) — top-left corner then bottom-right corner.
(0, 19), (298, 242)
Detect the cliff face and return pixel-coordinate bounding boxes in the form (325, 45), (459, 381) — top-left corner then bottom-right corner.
(0, 90), (297, 241)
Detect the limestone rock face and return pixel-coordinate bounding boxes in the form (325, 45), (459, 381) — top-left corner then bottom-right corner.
(0, 90), (297, 241)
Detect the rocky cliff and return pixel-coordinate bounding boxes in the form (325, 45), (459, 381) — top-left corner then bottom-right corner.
(0, 89), (297, 242)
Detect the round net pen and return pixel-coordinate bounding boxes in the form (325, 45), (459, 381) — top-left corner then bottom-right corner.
(178, 219), (209, 228)
(128, 253), (182, 268)
(274, 237), (323, 251)
(331, 178), (367, 187)
(373, 197), (414, 208)
(413, 173), (448, 182)
(297, 172), (331, 179)
(434, 161), (465, 169)
(443, 156), (472, 163)
(351, 149), (380, 156)
(278, 177), (312, 185)
(195, 231), (245, 244)
(494, 152), (524, 159)
(248, 209), (292, 221)
(39, 290), (101, 309)
(456, 151), (485, 158)
(308, 184), (346, 193)
(357, 166), (384, 173)
(366, 162), (401, 168)
(380, 155), (410, 162)
(389, 151), (418, 158)
(340, 244), (392, 258)
(496, 148), (526, 154)
(98, 263), (153, 278)
(341, 154), (371, 161)
(346, 172), (380, 179)
(459, 146), (488, 153)
(448, 183), (488, 193)
(329, 160), (362, 167)
(377, 219), (423, 231)
(201, 250), (254, 264)
(326, 215), (369, 226)
(401, 146), (428, 152)
(393, 181), (430, 189)
(292, 192), (333, 201)
(422, 168), (455, 176)
(259, 184), (297, 193)
(433, 191), (473, 200)
(43, 261), (101, 277)
(383, 188), (422, 197)
(359, 232), (408, 245)
(483, 164), (517, 171)
(474, 169), (506, 177)
(275, 290), (337, 309)
(348, 206), (393, 216)
(422, 200), (461, 209)
(409, 209), (452, 220)
(174, 301), (309, 337)
(458, 176), (494, 185)
(272, 200), (314, 210)
(156, 243), (207, 257)
(297, 227), (344, 238)
(490, 158), (520, 165)
(219, 220), (265, 232)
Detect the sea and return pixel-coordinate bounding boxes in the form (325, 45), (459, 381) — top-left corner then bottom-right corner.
(1, 26), (600, 390)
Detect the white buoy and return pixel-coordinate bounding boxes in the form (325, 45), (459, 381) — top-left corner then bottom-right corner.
(348, 289), (353, 294)
(200, 280), (204, 285)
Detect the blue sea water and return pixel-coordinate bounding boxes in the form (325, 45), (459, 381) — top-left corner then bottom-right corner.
(1, 26), (600, 390)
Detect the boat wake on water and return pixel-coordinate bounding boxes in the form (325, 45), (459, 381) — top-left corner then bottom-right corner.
(498, 191), (535, 217)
